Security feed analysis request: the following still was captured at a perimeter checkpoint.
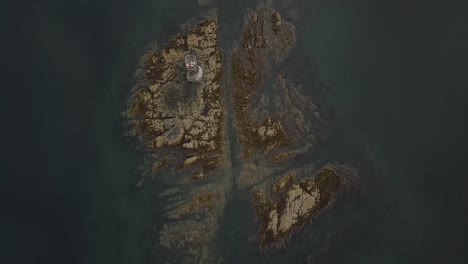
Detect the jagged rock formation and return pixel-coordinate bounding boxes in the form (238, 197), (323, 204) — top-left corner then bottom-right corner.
(231, 9), (329, 190)
(123, 19), (225, 183)
(251, 163), (359, 250)
(123, 19), (229, 263)
(229, 9), (359, 252)
(122, 5), (364, 262)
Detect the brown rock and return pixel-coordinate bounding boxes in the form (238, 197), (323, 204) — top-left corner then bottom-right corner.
(252, 163), (359, 250)
(124, 19), (225, 182)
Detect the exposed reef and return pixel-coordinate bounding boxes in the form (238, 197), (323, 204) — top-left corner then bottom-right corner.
(123, 19), (225, 183)
(230, 9), (357, 252)
(232, 9), (330, 190)
(252, 163), (359, 250)
(157, 184), (226, 263)
(123, 5), (365, 263)
(232, 9), (328, 161)
(123, 19), (229, 263)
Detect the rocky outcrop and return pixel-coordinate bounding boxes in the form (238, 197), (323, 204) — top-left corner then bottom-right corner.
(122, 5), (365, 262)
(231, 9), (328, 164)
(123, 19), (229, 263)
(229, 10), (359, 251)
(252, 163), (359, 250)
(123, 19), (225, 183)
(232, 9), (330, 195)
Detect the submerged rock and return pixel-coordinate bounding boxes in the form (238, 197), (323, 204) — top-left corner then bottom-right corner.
(158, 184), (226, 263)
(197, 0), (213, 7)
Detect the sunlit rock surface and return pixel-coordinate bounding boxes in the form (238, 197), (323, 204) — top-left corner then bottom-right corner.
(123, 5), (364, 262)
(231, 9), (329, 190)
(229, 8), (359, 252)
(123, 19), (229, 263)
(251, 163), (359, 250)
(123, 19), (225, 183)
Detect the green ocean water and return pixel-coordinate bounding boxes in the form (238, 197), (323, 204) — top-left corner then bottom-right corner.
(300, 1), (468, 263)
(3, 0), (468, 263)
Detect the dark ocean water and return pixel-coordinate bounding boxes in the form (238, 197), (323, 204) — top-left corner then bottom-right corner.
(299, 1), (468, 263)
(2, 0), (468, 263)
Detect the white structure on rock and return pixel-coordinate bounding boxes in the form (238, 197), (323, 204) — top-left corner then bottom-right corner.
(185, 54), (203, 82)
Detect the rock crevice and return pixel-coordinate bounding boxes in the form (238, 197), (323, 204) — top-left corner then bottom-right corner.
(123, 7), (363, 262)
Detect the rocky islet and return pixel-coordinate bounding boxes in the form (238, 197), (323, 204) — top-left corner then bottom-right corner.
(123, 5), (362, 263)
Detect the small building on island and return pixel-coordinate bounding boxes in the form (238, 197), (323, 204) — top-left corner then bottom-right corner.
(185, 54), (203, 82)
